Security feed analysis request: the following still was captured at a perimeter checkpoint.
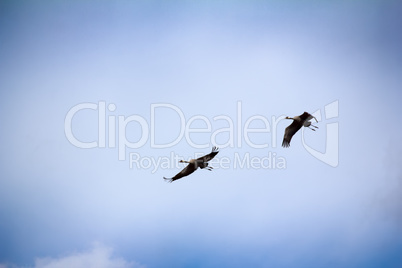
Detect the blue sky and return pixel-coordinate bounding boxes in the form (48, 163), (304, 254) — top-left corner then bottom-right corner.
(0, 1), (402, 267)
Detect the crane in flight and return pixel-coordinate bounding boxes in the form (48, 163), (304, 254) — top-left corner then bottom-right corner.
(282, 112), (318, 148)
(164, 147), (219, 182)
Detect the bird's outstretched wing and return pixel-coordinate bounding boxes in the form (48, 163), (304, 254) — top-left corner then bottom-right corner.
(163, 163), (196, 183)
(197, 146), (219, 162)
(300, 112), (317, 123)
(282, 121), (302, 148)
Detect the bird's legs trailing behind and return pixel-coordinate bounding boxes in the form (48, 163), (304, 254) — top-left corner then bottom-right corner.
(304, 118), (319, 131)
(310, 117), (319, 131)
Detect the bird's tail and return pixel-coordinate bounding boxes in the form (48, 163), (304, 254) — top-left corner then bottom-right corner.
(163, 177), (173, 183)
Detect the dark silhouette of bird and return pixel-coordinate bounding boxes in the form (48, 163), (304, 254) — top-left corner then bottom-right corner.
(164, 147), (219, 182)
(282, 112), (318, 148)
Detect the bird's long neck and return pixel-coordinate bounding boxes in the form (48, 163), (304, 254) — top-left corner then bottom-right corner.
(181, 159), (195, 164)
(288, 116), (301, 122)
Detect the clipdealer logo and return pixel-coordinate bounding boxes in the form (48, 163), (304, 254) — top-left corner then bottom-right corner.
(302, 100), (339, 167)
(64, 101), (339, 171)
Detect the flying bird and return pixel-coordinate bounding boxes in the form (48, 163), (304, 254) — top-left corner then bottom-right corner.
(282, 112), (318, 148)
(164, 147), (219, 183)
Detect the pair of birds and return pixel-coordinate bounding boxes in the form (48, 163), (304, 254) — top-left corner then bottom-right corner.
(164, 112), (318, 182)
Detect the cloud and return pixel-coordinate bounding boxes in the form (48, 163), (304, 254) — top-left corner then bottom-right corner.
(1, 244), (144, 268)
(35, 243), (143, 268)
